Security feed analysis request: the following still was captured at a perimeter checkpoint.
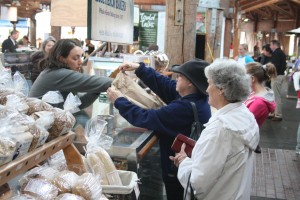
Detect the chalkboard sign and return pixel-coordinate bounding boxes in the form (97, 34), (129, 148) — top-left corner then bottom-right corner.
(139, 11), (158, 51)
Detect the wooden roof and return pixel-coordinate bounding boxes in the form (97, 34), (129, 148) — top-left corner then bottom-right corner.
(0, 0), (51, 18)
(238, 0), (300, 22)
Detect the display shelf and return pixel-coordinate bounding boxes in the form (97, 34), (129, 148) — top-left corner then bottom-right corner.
(0, 132), (85, 187)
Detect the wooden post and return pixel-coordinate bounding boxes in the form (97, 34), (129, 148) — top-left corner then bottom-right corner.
(205, 9), (224, 62)
(233, 0), (240, 59)
(29, 17), (36, 48)
(51, 26), (61, 40)
(165, 0), (198, 66)
(223, 18), (232, 58)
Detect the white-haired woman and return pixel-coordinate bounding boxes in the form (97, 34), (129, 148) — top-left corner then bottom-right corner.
(171, 59), (259, 200)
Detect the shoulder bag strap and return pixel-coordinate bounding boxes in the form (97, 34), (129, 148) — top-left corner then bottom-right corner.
(190, 102), (203, 140)
(184, 172), (196, 200)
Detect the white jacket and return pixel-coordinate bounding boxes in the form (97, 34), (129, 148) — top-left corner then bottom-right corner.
(177, 103), (259, 200)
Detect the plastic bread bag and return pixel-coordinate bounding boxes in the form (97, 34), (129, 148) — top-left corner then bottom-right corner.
(0, 135), (17, 166)
(41, 91), (64, 106)
(20, 178), (59, 200)
(26, 98), (53, 115)
(84, 116), (122, 185)
(55, 193), (85, 200)
(6, 112), (35, 127)
(6, 94), (29, 114)
(46, 150), (68, 172)
(72, 172), (102, 200)
(0, 104), (18, 119)
(8, 194), (36, 200)
(28, 111), (54, 151)
(52, 170), (79, 194)
(47, 93), (79, 141)
(0, 88), (25, 105)
(13, 71), (29, 97)
(19, 165), (60, 188)
(0, 70), (13, 89)
(85, 116), (113, 150)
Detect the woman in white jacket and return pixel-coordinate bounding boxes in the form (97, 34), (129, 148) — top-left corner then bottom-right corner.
(170, 59), (260, 200)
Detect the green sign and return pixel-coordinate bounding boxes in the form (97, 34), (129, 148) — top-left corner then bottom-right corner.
(139, 11), (158, 51)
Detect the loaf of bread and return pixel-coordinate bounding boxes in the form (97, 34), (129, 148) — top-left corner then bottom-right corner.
(72, 173), (102, 200)
(55, 193), (85, 200)
(6, 94), (29, 114)
(9, 131), (33, 160)
(21, 178), (59, 199)
(19, 166), (60, 187)
(0, 137), (17, 166)
(28, 125), (49, 151)
(26, 98), (53, 115)
(48, 108), (75, 141)
(0, 88), (24, 105)
(86, 153), (108, 185)
(52, 170), (79, 194)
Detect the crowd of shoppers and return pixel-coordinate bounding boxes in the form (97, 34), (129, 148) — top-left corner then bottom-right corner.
(0, 27), (293, 199)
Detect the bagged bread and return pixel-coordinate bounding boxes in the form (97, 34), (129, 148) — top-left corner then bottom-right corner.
(112, 72), (165, 109)
(48, 108), (75, 141)
(0, 137), (17, 166)
(6, 94), (29, 114)
(19, 166), (60, 187)
(28, 125), (49, 151)
(55, 193), (85, 200)
(72, 173), (102, 200)
(21, 178), (58, 200)
(9, 131), (33, 160)
(8, 194), (36, 199)
(26, 98), (53, 115)
(52, 170), (79, 194)
(0, 88), (25, 105)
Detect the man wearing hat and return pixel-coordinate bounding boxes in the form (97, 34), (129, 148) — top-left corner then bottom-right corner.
(107, 59), (211, 200)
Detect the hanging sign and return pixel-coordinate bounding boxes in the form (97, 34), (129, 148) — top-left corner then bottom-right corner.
(88, 0), (134, 44)
(139, 10), (158, 51)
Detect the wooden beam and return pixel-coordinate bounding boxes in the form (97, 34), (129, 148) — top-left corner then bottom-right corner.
(288, 0), (300, 5)
(269, 4), (294, 18)
(242, 0), (282, 13)
(252, 8), (272, 18)
(239, 0), (264, 8)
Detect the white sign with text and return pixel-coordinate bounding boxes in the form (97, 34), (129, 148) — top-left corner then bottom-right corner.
(90, 0), (134, 44)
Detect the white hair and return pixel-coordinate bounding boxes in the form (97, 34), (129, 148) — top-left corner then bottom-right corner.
(205, 58), (251, 102)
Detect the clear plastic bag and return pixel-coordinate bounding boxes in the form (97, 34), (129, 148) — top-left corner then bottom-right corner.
(13, 71), (29, 97)
(72, 172), (102, 200)
(45, 92), (80, 141)
(42, 91), (64, 105)
(84, 116), (121, 186)
(6, 94), (29, 114)
(26, 98), (53, 115)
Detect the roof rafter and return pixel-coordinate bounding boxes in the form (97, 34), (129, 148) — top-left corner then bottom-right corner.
(269, 4), (294, 18)
(242, 0), (282, 13)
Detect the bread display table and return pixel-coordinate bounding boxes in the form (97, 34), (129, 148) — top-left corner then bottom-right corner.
(0, 132), (85, 189)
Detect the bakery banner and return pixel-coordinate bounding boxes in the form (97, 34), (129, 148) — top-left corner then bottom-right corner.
(139, 11), (158, 51)
(88, 0), (134, 44)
